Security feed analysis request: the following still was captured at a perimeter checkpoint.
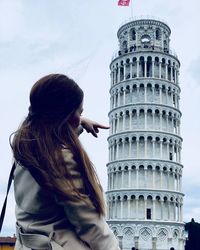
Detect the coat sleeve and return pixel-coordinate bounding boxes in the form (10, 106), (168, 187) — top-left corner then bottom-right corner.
(55, 148), (120, 250)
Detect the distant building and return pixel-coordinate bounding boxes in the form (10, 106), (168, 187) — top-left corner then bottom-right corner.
(0, 236), (16, 250)
(106, 18), (186, 249)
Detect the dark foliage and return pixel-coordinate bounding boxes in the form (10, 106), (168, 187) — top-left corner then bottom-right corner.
(185, 218), (200, 250)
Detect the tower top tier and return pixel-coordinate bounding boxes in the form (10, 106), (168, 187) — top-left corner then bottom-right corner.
(117, 18), (171, 55)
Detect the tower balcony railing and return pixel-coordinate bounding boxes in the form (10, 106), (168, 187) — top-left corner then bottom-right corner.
(118, 15), (169, 30)
(111, 45), (178, 61)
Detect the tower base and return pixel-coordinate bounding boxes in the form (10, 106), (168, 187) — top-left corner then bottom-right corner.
(108, 220), (186, 250)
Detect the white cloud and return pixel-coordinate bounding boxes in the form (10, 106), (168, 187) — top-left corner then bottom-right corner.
(0, 0), (23, 42)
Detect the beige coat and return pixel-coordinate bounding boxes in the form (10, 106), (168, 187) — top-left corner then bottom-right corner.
(14, 148), (120, 250)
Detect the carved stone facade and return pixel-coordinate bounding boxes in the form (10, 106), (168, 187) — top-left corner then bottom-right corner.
(106, 18), (186, 250)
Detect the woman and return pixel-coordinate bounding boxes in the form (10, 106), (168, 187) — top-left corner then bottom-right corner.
(11, 74), (120, 250)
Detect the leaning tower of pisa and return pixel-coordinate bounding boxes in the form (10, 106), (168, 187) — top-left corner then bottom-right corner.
(106, 18), (186, 250)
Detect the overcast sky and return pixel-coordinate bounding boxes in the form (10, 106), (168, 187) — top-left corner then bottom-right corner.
(0, 0), (200, 236)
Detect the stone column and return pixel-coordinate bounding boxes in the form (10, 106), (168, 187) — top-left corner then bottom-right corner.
(108, 144), (111, 161)
(110, 71), (113, 86)
(121, 170), (124, 188)
(136, 110), (139, 128)
(112, 68), (115, 85)
(177, 173), (180, 191)
(160, 169), (163, 188)
(170, 66), (173, 81)
(166, 90), (168, 105)
(144, 110), (147, 129)
(161, 200), (164, 220)
(160, 140), (163, 158)
(136, 85), (139, 102)
(134, 236), (139, 250)
(117, 91), (120, 107)
(122, 139), (125, 159)
(152, 110), (155, 128)
(130, 62), (133, 78)
(144, 85), (147, 102)
(152, 139), (155, 158)
(152, 237), (157, 250)
(118, 65), (120, 83)
(175, 143), (178, 162)
(128, 167), (131, 188)
(136, 138), (139, 158)
(123, 63), (126, 81)
(174, 202), (176, 221)
(159, 62), (162, 78)
(145, 168), (147, 188)
(116, 141), (119, 160)
(120, 200), (123, 218)
(136, 198), (139, 218)
(113, 93), (116, 108)
(115, 171), (119, 189)
(144, 138), (147, 158)
(165, 63), (168, 80)
(122, 113), (125, 131)
(129, 138), (132, 158)
(178, 203), (181, 222)
(136, 167), (139, 188)
(177, 70), (179, 84)
(111, 143), (114, 161)
(128, 197), (131, 218)
(118, 114), (121, 132)
(152, 84), (155, 99)
(167, 171), (170, 189)
(114, 116), (118, 133)
(168, 200), (170, 220)
(152, 168), (155, 189)
(144, 59), (147, 77)
(129, 111), (132, 130)
(123, 89), (126, 105)
(160, 113), (163, 131)
(180, 204), (183, 222)
(118, 235), (123, 250)
(171, 172), (175, 191)
(160, 86), (162, 104)
(180, 174), (182, 192)
(174, 67), (177, 83)
(152, 59), (155, 78)
(167, 140), (169, 160)
(113, 68), (116, 84)
(153, 198), (156, 220)
(111, 172), (114, 189)
(137, 59), (139, 77)
(144, 198), (147, 219)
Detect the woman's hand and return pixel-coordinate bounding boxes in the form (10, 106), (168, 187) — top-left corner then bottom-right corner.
(80, 117), (109, 138)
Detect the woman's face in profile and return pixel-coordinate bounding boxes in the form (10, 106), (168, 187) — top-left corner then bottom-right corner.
(68, 102), (83, 129)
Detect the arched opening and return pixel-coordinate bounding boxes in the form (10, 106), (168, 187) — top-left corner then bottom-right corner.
(131, 29), (136, 40)
(122, 40), (128, 52)
(156, 28), (161, 40)
(139, 56), (145, 77)
(161, 58), (166, 79)
(120, 61), (124, 81)
(147, 56), (152, 77)
(132, 57), (137, 78)
(154, 57), (159, 78)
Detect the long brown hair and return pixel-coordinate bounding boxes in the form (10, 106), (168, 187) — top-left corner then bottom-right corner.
(11, 74), (105, 215)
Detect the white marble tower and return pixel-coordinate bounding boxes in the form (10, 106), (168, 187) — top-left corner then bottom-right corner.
(106, 18), (186, 250)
